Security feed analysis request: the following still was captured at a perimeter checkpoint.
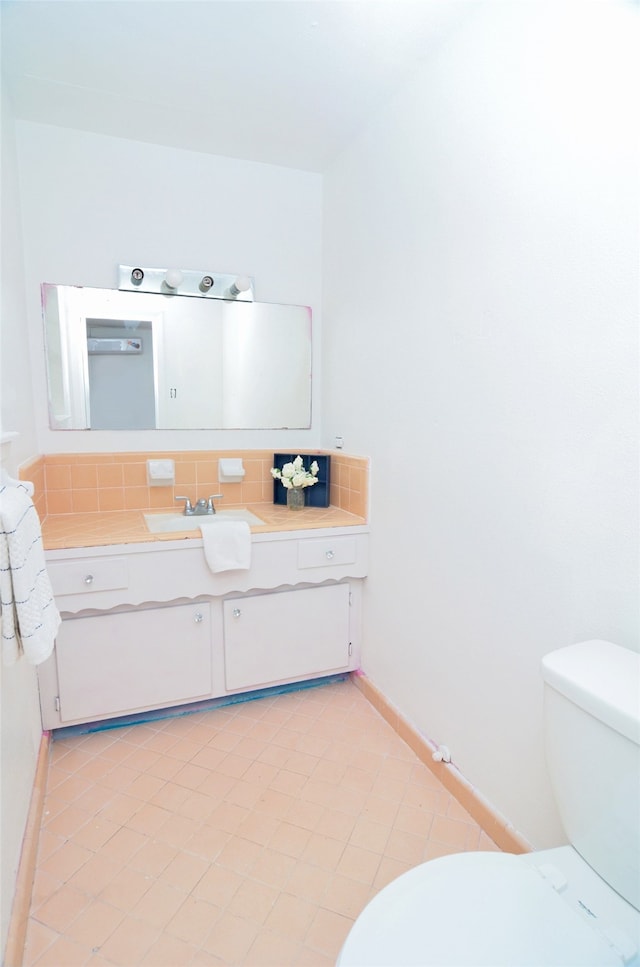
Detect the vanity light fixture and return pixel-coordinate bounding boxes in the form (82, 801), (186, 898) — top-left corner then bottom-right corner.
(118, 265), (255, 301)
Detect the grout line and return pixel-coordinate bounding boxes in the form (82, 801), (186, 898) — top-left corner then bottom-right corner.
(350, 671), (533, 855)
(4, 731), (51, 967)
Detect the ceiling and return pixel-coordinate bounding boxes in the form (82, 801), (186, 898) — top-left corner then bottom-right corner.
(1, 0), (472, 172)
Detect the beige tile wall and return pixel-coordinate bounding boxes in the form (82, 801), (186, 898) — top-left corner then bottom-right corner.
(20, 450), (369, 520)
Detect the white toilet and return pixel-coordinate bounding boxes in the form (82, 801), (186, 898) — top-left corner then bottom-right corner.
(338, 640), (640, 966)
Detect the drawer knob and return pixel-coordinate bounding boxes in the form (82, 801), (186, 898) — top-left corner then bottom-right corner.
(232, 608), (241, 618)
(325, 550), (335, 560)
(194, 612), (204, 623)
(84, 574), (94, 585)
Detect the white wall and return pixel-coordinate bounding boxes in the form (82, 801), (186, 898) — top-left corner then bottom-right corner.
(0, 84), (45, 958)
(322, 0), (639, 848)
(15, 122), (323, 453)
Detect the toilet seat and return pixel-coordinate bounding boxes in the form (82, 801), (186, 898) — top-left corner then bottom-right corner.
(337, 851), (632, 967)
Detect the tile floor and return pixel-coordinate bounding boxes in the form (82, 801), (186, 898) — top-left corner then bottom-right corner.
(23, 679), (498, 966)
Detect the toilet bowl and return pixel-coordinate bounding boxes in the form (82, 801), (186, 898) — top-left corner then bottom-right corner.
(338, 641), (640, 967)
(337, 847), (640, 966)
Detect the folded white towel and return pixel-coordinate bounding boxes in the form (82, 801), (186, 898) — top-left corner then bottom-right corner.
(199, 519), (251, 573)
(0, 483), (61, 666)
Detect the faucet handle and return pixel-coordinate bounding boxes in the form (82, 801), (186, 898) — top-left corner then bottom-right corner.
(175, 496), (193, 514)
(207, 494), (224, 513)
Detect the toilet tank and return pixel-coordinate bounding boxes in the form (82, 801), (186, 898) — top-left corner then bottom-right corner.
(542, 639), (640, 911)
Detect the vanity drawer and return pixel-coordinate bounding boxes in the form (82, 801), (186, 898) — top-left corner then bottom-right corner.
(297, 536), (357, 570)
(48, 557), (129, 597)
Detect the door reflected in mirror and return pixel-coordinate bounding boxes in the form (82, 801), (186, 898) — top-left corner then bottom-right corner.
(42, 283), (312, 430)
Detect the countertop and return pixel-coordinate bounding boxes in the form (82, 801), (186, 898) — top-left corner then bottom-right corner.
(41, 503), (367, 551)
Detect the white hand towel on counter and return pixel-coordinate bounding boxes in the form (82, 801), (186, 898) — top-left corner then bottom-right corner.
(199, 519), (251, 573)
(0, 483), (61, 666)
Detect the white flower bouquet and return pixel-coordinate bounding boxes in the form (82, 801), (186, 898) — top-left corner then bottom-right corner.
(271, 455), (320, 489)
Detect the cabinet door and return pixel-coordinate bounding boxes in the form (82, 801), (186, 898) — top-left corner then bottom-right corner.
(55, 603), (212, 724)
(223, 584), (351, 691)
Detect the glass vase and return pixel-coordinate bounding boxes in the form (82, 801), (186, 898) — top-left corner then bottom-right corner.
(286, 486), (305, 510)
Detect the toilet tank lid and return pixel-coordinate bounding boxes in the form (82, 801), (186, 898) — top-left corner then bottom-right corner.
(542, 640), (640, 744)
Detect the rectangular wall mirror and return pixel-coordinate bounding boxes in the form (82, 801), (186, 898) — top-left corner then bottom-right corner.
(42, 283), (312, 430)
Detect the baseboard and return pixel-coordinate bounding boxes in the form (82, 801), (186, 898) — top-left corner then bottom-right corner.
(3, 731), (50, 967)
(351, 671), (532, 855)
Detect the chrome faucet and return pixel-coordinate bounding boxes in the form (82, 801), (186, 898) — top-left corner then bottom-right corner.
(175, 494), (223, 516)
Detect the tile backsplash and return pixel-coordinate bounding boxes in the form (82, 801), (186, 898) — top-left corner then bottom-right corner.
(20, 450), (369, 520)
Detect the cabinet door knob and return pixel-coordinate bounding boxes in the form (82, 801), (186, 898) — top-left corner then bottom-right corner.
(232, 608), (241, 618)
(84, 574), (94, 585)
(194, 612), (204, 623)
(325, 550), (335, 560)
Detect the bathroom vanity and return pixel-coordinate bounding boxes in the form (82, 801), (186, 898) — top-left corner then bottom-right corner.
(37, 522), (369, 730)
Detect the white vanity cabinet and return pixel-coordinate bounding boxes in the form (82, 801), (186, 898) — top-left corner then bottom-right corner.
(38, 527), (368, 730)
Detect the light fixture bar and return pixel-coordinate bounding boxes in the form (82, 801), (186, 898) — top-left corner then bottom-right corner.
(118, 265), (255, 301)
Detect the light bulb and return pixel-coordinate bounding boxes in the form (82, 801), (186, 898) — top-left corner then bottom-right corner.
(233, 275), (251, 293)
(164, 268), (183, 289)
(229, 275), (251, 297)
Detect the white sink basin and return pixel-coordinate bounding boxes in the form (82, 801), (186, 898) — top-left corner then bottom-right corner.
(144, 508), (265, 533)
